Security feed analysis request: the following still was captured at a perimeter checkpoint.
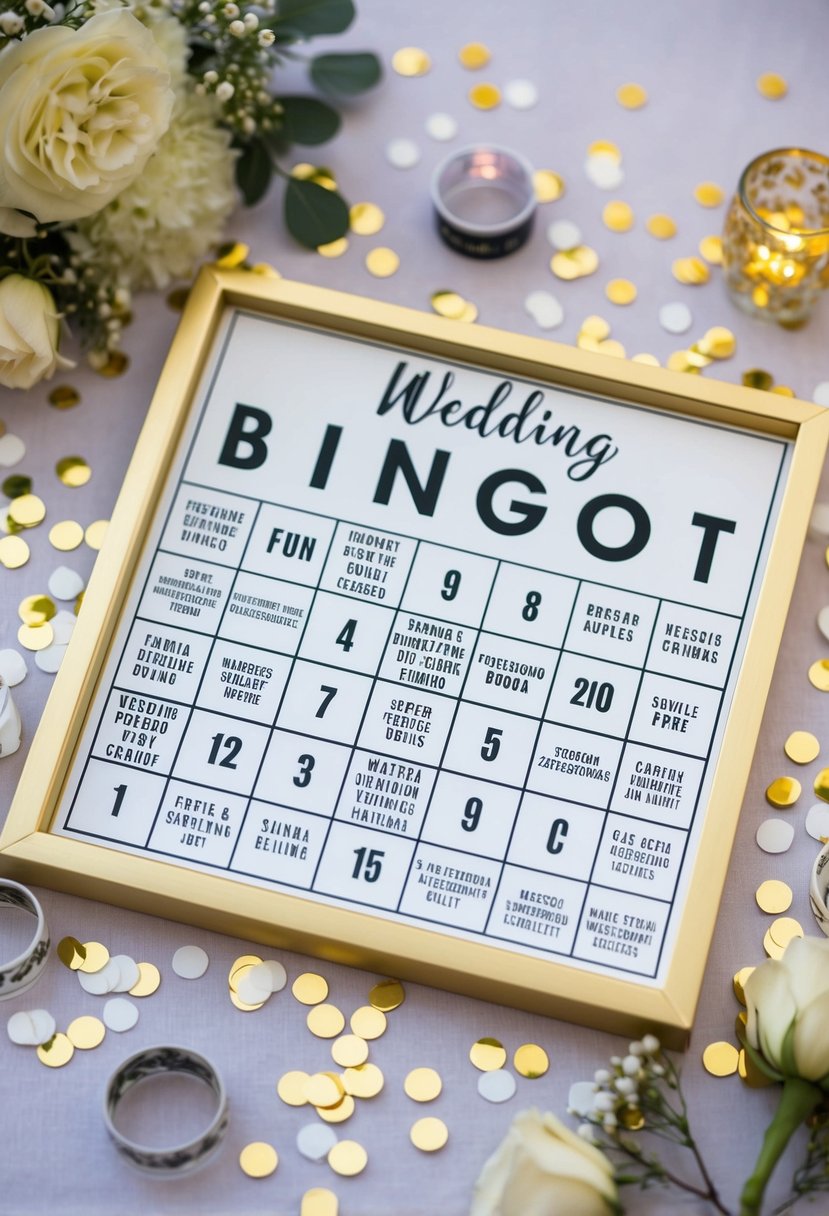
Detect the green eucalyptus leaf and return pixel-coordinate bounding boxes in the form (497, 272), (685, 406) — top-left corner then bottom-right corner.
(235, 138), (273, 206)
(310, 51), (382, 95)
(276, 0), (354, 37)
(278, 96), (341, 145)
(284, 178), (349, 248)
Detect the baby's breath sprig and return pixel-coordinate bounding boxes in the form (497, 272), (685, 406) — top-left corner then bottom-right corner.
(572, 1035), (731, 1215)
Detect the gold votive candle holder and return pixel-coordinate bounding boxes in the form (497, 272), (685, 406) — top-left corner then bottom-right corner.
(722, 147), (829, 325)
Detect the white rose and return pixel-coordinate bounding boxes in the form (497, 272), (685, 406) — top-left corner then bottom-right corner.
(0, 9), (174, 224)
(744, 935), (829, 1082)
(471, 1109), (618, 1216)
(0, 274), (72, 389)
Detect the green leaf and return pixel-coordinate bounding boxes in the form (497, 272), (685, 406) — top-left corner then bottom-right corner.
(276, 0), (354, 37)
(235, 138), (273, 206)
(278, 96), (341, 145)
(284, 178), (349, 248)
(310, 51), (382, 95)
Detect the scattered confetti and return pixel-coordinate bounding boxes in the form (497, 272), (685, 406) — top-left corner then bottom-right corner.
(585, 153), (624, 190)
(48, 386), (80, 410)
(757, 72), (788, 99)
(514, 1044), (549, 1078)
(616, 82), (648, 109)
(533, 170), (565, 203)
(307, 1004), (346, 1039)
(349, 203), (385, 236)
(369, 979), (404, 1011)
(524, 290), (564, 330)
(698, 235), (723, 264)
(385, 138), (420, 169)
(350, 1006), (387, 1039)
(48, 521), (84, 551)
(0, 649), (27, 686)
(293, 973), (329, 1005)
(9, 494), (45, 528)
(504, 79), (538, 110)
(694, 182), (725, 207)
(129, 962), (161, 997)
(602, 200), (634, 232)
(431, 291), (469, 320)
(478, 1069), (517, 1103)
(769, 916), (804, 948)
(0, 434), (26, 467)
(756, 817), (795, 853)
(698, 326), (737, 359)
(702, 1041), (739, 1076)
(659, 302), (693, 334)
(755, 879), (793, 914)
(55, 457), (91, 488)
(765, 777), (801, 808)
(301, 1189), (339, 1216)
(404, 1067), (442, 1102)
(733, 967), (754, 1004)
(814, 768), (829, 801)
(365, 248), (400, 278)
(547, 219), (581, 249)
(7, 1009), (55, 1046)
(410, 1117), (448, 1152)
(813, 383), (829, 407)
(458, 42), (491, 69)
(278, 1070), (310, 1106)
(35, 644), (68, 674)
(102, 998), (140, 1032)
(57, 937), (86, 969)
(48, 566), (85, 601)
(328, 1140), (368, 1176)
(67, 1015), (106, 1050)
(806, 803), (829, 841)
(91, 350), (129, 378)
(808, 660), (829, 691)
(297, 1123), (338, 1162)
(17, 623), (54, 652)
(342, 1062), (384, 1098)
(330, 1034), (369, 1068)
(606, 278), (637, 305)
(672, 256), (710, 284)
(646, 213), (677, 239)
(391, 47), (430, 77)
(37, 1032), (74, 1068)
(469, 1037), (507, 1071)
(550, 246), (599, 280)
(425, 112), (458, 141)
(172, 945), (209, 979)
(744, 368), (775, 391)
(784, 731), (820, 764)
(84, 520), (108, 550)
(239, 1142), (278, 1178)
(567, 1080), (598, 1116)
(468, 83), (501, 110)
(317, 238), (348, 258)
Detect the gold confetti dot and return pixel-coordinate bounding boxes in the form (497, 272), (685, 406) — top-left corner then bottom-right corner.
(92, 350), (129, 378)
(410, 1116), (449, 1152)
(616, 82), (648, 109)
(166, 288), (190, 312)
(694, 182), (725, 207)
(458, 41), (491, 69)
(763, 927), (785, 958)
(56, 457), (91, 488)
(738, 1047), (775, 1088)
(277, 1070), (310, 1106)
(74, 590), (84, 616)
(349, 202), (385, 236)
(317, 238), (348, 258)
(468, 82), (501, 110)
(129, 962), (161, 997)
(666, 350), (702, 375)
(57, 936), (87, 970)
(250, 263), (281, 278)
(305, 1072), (345, 1109)
(672, 256), (710, 284)
(513, 1044), (549, 1078)
(755, 879), (793, 915)
(292, 972), (328, 1005)
(328, 1140), (367, 1177)
(587, 140), (622, 164)
(620, 1107), (645, 1130)
(48, 385), (80, 410)
(765, 776), (801, 808)
(699, 235), (723, 264)
(550, 246), (599, 280)
(84, 520), (108, 550)
(369, 979), (404, 1011)
(3, 474), (31, 498)
(331, 1034), (369, 1068)
(455, 301), (479, 323)
(815, 768), (829, 801)
(698, 326), (736, 359)
(392, 46), (431, 77)
(342, 1062), (384, 1098)
(37, 1032), (74, 1068)
(48, 520), (84, 552)
(743, 368), (775, 391)
(215, 241), (249, 269)
(9, 494), (46, 528)
(533, 169), (565, 202)
(301, 1188), (339, 1216)
(785, 731), (820, 764)
(702, 1041), (739, 1077)
(18, 595), (56, 626)
(646, 213), (677, 239)
(404, 1067), (442, 1102)
(606, 278), (637, 305)
(317, 1093), (355, 1123)
(809, 660), (829, 691)
(602, 200), (634, 232)
(239, 1142), (278, 1178)
(733, 966), (754, 1005)
(228, 955), (262, 987)
(431, 291), (468, 320)
(307, 1004), (346, 1039)
(66, 1015), (105, 1050)
(771, 385), (795, 396)
(595, 338), (626, 358)
(757, 72), (788, 100)
(79, 941), (109, 973)
(350, 1006), (387, 1040)
(769, 916), (803, 948)
(632, 353), (661, 366)
(469, 1037), (507, 1071)
(580, 315), (611, 340)
(365, 247), (400, 278)
(229, 988), (266, 1012)
(18, 622), (54, 652)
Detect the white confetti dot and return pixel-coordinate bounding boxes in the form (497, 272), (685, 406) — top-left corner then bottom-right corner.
(78, 958), (120, 995)
(478, 1068), (517, 1103)
(103, 997), (140, 1033)
(524, 290), (565, 330)
(818, 605), (829, 643)
(172, 945), (209, 979)
(110, 955), (140, 993)
(35, 643), (68, 674)
(756, 817), (795, 853)
(235, 971), (271, 1006)
(296, 1122), (338, 1161)
(0, 649), (27, 686)
(425, 112), (458, 141)
(7, 1009), (55, 1046)
(659, 302), (693, 335)
(806, 803), (829, 841)
(585, 154), (624, 190)
(812, 381), (829, 407)
(546, 219), (582, 250)
(48, 566), (85, 601)
(567, 1080), (598, 1117)
(0, 434), (26, 468)
(50, 610), (76, 645)
(504, 79), (539, 110)
(250, 959), (287, 993)
(386, 138), (421, 169)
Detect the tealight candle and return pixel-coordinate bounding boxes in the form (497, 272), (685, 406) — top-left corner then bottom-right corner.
(722, 148), (829, 325)
(431, 145), (536, 258)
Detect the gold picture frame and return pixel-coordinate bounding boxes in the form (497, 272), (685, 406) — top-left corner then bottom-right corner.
(2, 267), (827, 1047)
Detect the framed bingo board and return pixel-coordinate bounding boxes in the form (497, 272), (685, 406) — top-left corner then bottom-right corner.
(3, 269), (827, 1045)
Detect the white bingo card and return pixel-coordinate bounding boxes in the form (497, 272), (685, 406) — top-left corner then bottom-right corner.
(55, 308), (790, 985)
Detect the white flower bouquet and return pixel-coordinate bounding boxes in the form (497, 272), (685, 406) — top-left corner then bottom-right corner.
(0, 0), (379, 387)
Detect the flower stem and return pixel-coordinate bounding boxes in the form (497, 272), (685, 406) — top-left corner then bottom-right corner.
(740, 1078), (822, 1216)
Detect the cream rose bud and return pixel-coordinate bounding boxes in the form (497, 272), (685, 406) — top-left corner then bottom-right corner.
(744, 935), (829, 1083)
(0, 274), (71, 389)
(0, 9), (174, 224)
(471, 1108), (618, 1216)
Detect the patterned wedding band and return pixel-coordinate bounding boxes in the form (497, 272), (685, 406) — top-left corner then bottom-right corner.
(809, 841), (829, 936)
(104, 1046), (229, 1175)
(0, 879), (50, 1001)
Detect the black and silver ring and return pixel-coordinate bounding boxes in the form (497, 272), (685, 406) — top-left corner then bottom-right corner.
(0, 879), (49, 1001)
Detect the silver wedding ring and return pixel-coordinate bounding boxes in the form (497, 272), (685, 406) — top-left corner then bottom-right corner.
(0, 879), (49, 1001)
